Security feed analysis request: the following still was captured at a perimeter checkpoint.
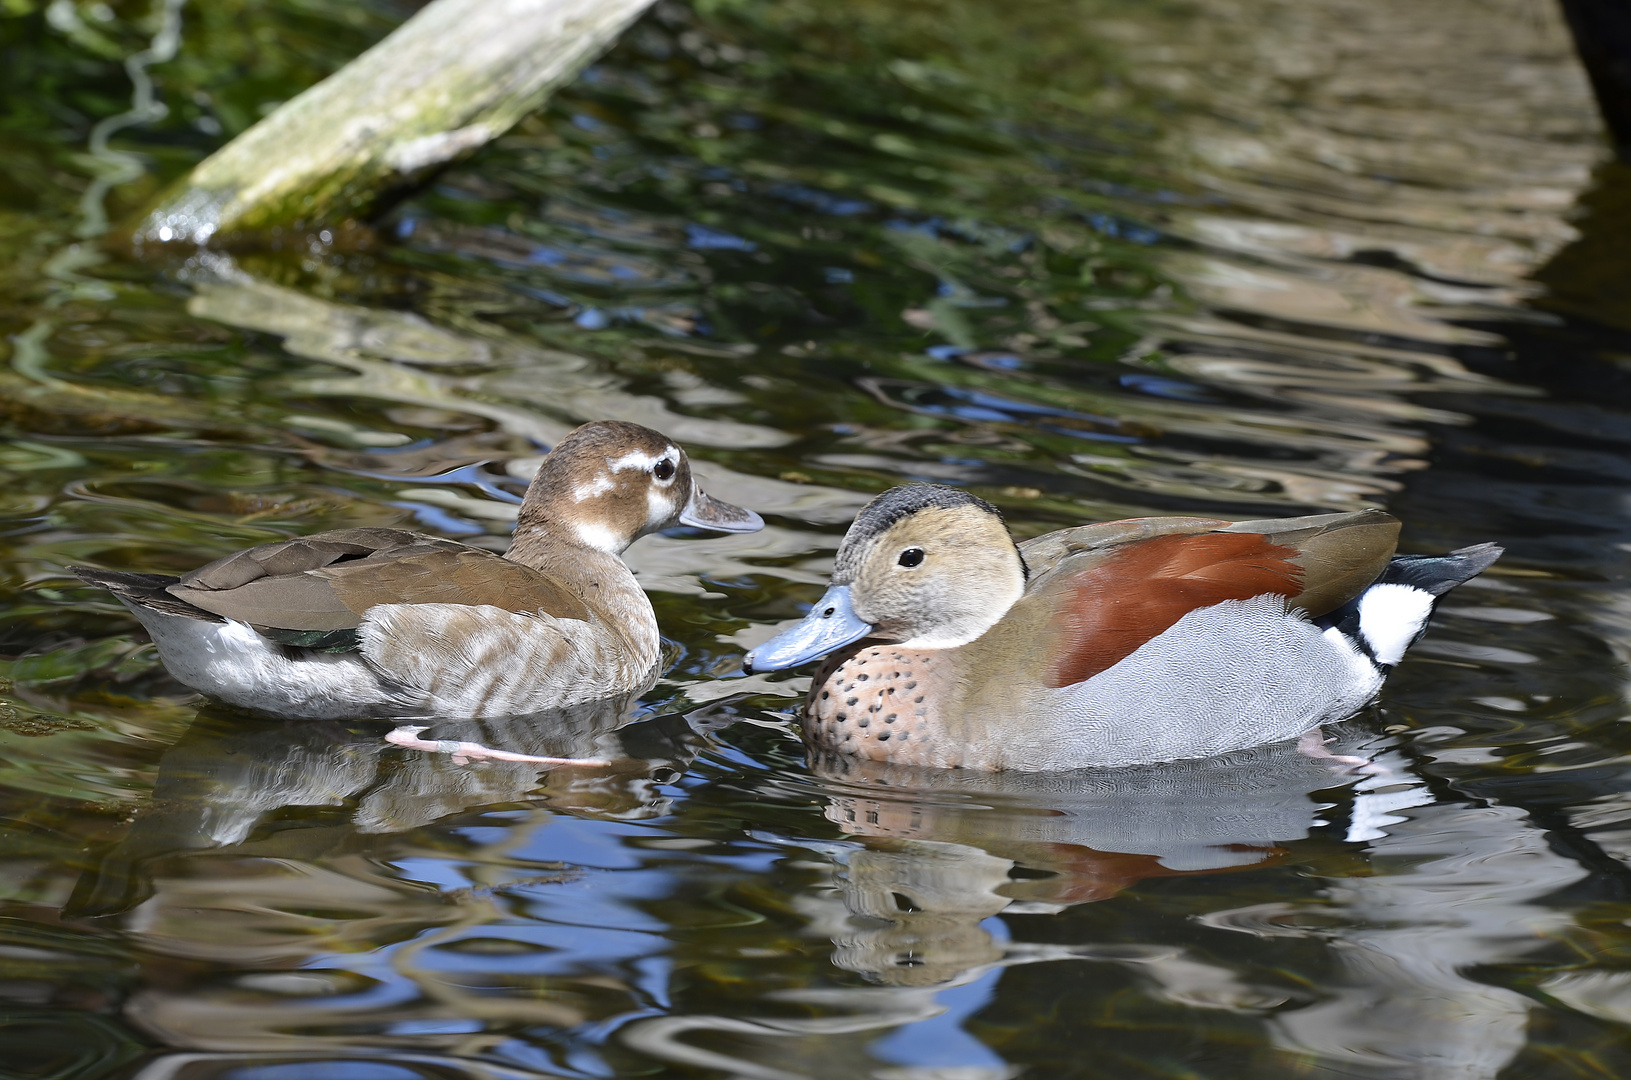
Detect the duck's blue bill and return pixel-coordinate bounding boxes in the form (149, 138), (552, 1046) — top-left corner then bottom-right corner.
(743, 584), (874, 673)
(680, 489), (764, 533)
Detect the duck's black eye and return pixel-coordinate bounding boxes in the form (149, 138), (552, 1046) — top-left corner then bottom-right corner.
(897, 547), (925, 568)
(653, 458), (675, 481)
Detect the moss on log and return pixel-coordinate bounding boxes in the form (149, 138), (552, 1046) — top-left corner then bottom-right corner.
(134, 0), (657, 244)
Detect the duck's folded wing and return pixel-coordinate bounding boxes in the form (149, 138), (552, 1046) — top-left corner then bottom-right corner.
(1218, 509), (1401, 616)
(166, 529), (589, 647)
(1009, 509), (1399, 687)
(173, 528), (436, 591)
(1017, 516), (1235, 577)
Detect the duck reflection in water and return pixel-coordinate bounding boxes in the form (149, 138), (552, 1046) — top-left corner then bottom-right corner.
(68, 676), (713, 917)
(794, 728), (1408, 988)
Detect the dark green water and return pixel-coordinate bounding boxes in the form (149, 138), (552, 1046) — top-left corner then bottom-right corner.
(5, 0), (1631, 1076)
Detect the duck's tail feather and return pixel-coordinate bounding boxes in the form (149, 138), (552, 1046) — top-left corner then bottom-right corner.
(1319, 543), (1503, 668)
(69, 567), (224, 622)
(1374, 542), (1504, 596)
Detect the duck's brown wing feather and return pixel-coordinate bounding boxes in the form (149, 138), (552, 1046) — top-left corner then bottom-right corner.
(1010, 509), (1399, 688)
(174, 528), (433, 590)
(166, 528), (591, 638)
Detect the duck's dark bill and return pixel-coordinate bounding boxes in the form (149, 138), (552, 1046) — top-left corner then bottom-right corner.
(743, 584), (874, 673)
(679, 489), (765, 533)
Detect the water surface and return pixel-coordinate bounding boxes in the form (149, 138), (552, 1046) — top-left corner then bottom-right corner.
(3, 0), (1631, 1076)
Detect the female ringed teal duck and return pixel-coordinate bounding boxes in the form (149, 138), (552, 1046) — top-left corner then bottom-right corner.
(74, 421), (763, 720)
(744, 485), (1500, 770)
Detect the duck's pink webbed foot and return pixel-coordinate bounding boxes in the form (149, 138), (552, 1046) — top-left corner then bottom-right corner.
(385, 726), (612, 767)
(1297, 729), (1374, 771)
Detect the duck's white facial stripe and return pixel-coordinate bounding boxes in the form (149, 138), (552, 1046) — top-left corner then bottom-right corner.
(573, 446), (679, 503)
(608, 447), (679, 473)
(1357, 583), (1435, 666)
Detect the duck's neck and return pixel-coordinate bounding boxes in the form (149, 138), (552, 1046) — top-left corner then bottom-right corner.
(505, 512), (658, 662)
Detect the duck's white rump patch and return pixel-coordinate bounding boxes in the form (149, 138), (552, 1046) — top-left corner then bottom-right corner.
(1357, 583), (1435, 666)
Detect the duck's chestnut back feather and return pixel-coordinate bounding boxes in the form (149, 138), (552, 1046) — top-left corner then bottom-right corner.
(1011, 508), (1400, 689)
(1044, 531), (1304, 687)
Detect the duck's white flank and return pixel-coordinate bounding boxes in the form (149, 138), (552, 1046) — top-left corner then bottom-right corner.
(360, 602), (653, 717)
(1356, 583), (1435, 666)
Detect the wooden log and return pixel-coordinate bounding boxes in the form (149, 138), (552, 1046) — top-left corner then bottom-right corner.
(133, 0), (657, 245)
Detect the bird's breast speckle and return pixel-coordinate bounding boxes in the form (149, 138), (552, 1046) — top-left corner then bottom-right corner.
(804, 646), (946, 766)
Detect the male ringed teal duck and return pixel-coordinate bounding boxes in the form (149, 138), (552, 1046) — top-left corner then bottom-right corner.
(73, 421), (763, 720)
(744, 485), (1500, 770)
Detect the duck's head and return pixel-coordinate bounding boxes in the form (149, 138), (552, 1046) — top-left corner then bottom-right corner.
(744, 484), (1024, 673)
(514, 421), (763, 557)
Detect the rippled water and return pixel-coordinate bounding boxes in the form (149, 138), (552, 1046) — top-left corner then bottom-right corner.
(3, 0), (1631, 1076)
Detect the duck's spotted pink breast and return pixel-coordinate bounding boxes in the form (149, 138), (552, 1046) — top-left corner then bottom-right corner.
(804, 646), (954, 767)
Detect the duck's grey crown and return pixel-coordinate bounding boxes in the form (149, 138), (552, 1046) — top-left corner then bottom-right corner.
(834, 484), (1003, 581)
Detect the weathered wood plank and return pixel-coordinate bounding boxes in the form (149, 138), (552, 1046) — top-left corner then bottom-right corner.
(134, 0), (656, 244)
